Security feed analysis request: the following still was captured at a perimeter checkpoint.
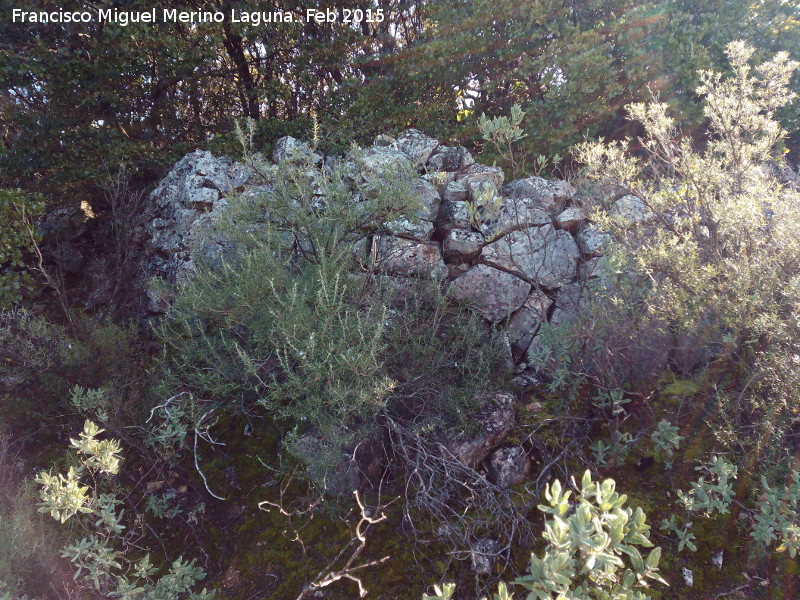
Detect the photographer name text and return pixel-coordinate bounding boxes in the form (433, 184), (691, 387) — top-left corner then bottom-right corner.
(11, 7), (386, 27)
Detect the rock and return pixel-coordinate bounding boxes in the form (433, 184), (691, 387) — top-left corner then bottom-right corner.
(427, 145), (475, 172)
(146, 284), (172, 314)
(448, 392), (516, 469)
(457, 163), (505, 189)
(507, 290), (552, 356)
(487, 446), (531, 488)
(442, 180), (468, 203)
(187, 186), (219, 210)
(372, 236), (448, 281)
(39, 202), (96, 245)
(479, 197), (551, 241)
(410, 178), (442, 222)
(589, 184), (628, 205)
(436, 200), (472, 233)
(52, 244), (86, 274)
(422, 171), (456, 196)
(471, 537), (499, 577)
(576, 224), (611, 256)
(273, 136), (321, 164)
(609, 195), (653, 226)
(373, 133), (395, 147)
(555, 207), (587, 232)
(448, 264), (531, 323)
(682, 567), (693, 587)
(384, 217), (434, 241)
(550, 282), (585, 327)
(357, 146), (413, 179)
(579, 256), (609, 280)
(442, 229), (484, 262)
(480, 225), (579, 289)
(466, 178), (499, 205)
(502, 177), (575, 212)
(394, 129), (439, 170)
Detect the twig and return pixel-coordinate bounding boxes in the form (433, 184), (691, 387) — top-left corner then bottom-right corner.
(194, 409), (225, 500)
(295, 490), (393, 599)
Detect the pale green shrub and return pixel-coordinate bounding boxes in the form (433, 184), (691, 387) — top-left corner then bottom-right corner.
(35, 421), (212, 600)
(425, 471), (666, 600)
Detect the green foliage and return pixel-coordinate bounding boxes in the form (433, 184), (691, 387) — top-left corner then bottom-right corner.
(659, 515), (697, 553)
(35, 421), (211, 600)
(561, 43), (800, 473)
(478, 104), (526, 177)
(677, 456), (738, 517)
(0, 189), (43, 308)
(426, 471), (666, 600)
(158, 152), (508, 485)
(650, 421), (684, 469)
(751, 471), (800, 557)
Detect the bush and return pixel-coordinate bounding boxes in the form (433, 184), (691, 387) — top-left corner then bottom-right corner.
(0, 189), (43, 308)
(424, 471), (666, 600)
(34, 420), (212, 600)
(156, 149), (510, 486)
(537, 42), (800, 468)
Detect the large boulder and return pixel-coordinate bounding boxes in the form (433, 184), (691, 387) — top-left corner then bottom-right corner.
(436, 200), (472, 233)
(427, 145), (475, 172)
(479, 197), (552, 241)
(609, 195), (653, 226)
(273, 136), (321, 165)
(357, 146), (413, 179)
(576, 224), (611, 256)
(457, 163), (505, 189)
(480, 225), (579, 289)
(448, 264), (531, 323)
(442, 229), (485, 262)
(507, 290), (552, 356)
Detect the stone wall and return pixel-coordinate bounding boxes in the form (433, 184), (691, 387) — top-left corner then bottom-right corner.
(140, 129), (629, 370)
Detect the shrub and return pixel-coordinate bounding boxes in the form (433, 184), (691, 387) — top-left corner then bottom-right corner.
(539, 42), (800, 468)
(424, 471), (666, 600)
(35, 420), (212, 600)
(156, 149), (510, 488)
(0, 189), (44, 308)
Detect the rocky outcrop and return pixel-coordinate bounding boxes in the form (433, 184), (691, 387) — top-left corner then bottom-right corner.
(138, 128), (616, 374)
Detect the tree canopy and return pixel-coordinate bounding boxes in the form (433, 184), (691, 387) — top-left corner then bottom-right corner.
(1, 0), (798, 204)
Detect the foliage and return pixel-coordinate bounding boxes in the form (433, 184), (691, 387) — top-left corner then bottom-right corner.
(650, 420), (683, 469)
(478, 104), (526, 177)
(751, 471), (800, 557)
(659, 515), (697, 553)
(678, 456), (737, 515)
(158, 151), (508, 485)
(425, 471), (666, 600)
(0, 189), (43, 308)
(35, 420), (211, 600)
(557, 42), (800, 472)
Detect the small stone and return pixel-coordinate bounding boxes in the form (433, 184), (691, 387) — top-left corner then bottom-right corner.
(682, 567), (693, 587)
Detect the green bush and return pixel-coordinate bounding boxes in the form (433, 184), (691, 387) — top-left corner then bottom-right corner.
(0, 189), (43, 308)
(537, 42), (800, 468)
(34, 420), (212, 600)
(156, 150), (509, 486)
(424, 471), (666, 600)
